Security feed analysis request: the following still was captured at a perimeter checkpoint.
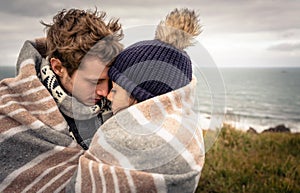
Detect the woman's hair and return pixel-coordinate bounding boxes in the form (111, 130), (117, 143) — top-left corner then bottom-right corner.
(41, 8), (123, 76)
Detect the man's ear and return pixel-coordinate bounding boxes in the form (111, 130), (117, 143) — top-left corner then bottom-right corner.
(50, 58), (65, 77)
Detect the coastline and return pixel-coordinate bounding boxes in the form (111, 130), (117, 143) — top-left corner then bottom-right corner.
(199, 113), (299, 134)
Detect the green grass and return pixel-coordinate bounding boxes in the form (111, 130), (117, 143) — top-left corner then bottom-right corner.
(196, 125), (300, 193)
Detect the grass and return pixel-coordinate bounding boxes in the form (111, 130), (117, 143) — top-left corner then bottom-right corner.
(196, 125), (300, 193)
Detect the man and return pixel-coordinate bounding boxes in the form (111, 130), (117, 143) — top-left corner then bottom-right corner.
(0, 8), (122, 192)
(38, 8), (123, 149)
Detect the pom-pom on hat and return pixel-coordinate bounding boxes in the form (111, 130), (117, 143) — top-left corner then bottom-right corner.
(108, 8), (201, 102)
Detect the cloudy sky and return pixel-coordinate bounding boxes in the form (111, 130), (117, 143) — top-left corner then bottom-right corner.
(0, 0), (300, 67)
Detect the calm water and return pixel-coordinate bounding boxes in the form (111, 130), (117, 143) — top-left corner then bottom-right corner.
(0, 66), (15, 79)
(196, 67), (300, 133)
(1, 66), (300, 132)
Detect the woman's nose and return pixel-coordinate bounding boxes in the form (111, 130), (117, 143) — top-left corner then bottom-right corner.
(107, 91), (113, 101)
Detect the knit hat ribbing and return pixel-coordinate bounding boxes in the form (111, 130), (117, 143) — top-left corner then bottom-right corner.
(108, 8), (201, 102)
(108, 39), (192, 102)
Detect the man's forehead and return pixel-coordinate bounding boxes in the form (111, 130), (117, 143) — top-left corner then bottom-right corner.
(79, 55), (108, 70)
(80, 68), (109, 80)
(78, 56), (108, 75)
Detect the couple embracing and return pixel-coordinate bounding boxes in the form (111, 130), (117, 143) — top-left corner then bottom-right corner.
(0, 7), (205, 193)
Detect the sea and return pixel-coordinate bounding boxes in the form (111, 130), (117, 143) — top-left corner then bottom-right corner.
(195, 67), (300, 133)
(1, 66), (300, 133)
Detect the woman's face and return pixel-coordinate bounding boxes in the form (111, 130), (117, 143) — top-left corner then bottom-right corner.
(107, 82), (137, 114)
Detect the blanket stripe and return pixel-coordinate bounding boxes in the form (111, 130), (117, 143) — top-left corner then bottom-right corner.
(0, 60), (83, 192)
(19, 147), (79, 192)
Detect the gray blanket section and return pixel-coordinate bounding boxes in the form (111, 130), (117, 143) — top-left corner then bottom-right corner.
(16, 40), (43, 75)
(0, 126), (73, 183)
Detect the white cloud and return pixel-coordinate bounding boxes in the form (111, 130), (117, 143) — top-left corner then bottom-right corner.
(1, 0), (300, 67)
(268, 42), (300, 52)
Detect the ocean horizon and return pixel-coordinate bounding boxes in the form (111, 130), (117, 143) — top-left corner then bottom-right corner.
(195, 67), (300, 133)
(1, 65), (300, 133)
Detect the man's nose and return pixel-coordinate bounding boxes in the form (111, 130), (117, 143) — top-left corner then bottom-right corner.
(96, 87), (108, 98)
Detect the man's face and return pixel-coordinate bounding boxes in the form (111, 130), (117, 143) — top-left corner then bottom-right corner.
(107, 82), (136, 114)
(60, 56), (110, 106)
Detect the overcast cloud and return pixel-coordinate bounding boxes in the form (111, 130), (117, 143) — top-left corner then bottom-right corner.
(0, 0), (300, 67)
(268, 42), (300, 52)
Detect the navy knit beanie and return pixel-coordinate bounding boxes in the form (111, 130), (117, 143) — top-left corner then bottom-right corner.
(108, 8), (201, 102)
(108, 39), (192, 102)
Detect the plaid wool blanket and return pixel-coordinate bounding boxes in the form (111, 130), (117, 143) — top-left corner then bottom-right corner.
(1, 40), (205, 193)
(68, 77), (205, 193)
(0, 42), (83, 192)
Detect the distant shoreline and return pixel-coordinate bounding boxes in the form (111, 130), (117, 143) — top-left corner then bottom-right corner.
(0, 66), (16, 80)
(223, 122), (295, 134)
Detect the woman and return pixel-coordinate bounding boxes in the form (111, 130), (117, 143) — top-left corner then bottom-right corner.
(69, 8), (205, 193)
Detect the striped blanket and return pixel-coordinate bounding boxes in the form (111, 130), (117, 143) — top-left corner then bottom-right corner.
(68, 78), (205, 193)
(0, 46), (83, 192)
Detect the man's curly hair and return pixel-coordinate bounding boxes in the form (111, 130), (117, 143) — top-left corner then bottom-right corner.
(41, 8), (123, 76)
